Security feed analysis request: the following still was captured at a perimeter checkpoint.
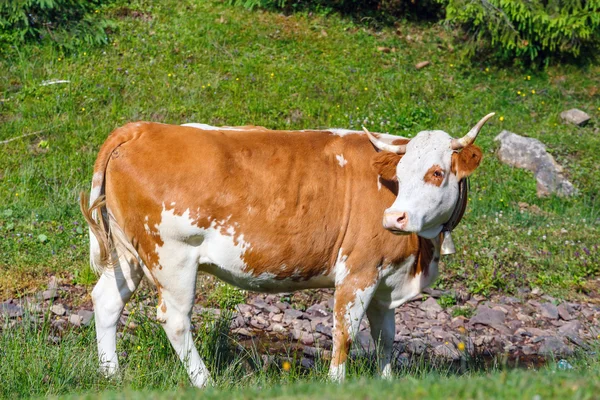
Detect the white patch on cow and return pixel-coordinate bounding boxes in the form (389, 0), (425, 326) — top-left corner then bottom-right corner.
(154, 207), (249, 277)
(373, 254), (439, 309)
(335, 154), (348, 168)
(182, 123), (248, 131)
(334, 249), (349, 284)
(327, 128), (363, 137)
(328, 362), (346, 382)
(377, 175), (382, 191)
(344, 283), (377, 333)
(90, 172), (103, 203)
(170, 202), (176, 206)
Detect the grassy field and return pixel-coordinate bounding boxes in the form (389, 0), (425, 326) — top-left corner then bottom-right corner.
(1, 0), (599, 299)
(1, 0), (600, 397)
(2, 308), (600, 399)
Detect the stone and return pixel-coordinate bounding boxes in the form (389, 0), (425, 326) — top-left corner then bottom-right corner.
(356, 331), (375, 352)
(271, 323), (287, 333)
(283, 308), (303, 320)
(560, 109), (591, 126)
(407, 338), (427, 355)
(522, 345), (536, 355)
(494, 130), (576, 197)
(315, 324), (333, 338)
(69, 314), (83, 326)
(0, 302), (23, 318)
(232, 327), (256, 337)
(539, 337), (573, 356)
(42, 289), (58, 301)
(558, 320), (582, 336)
(77, 310), (94, 326)
(539, 303), (559, 320)
(433, 344), (460, 361)
(557, 304), (575, 321)
(469, 305), (505, 326)
(419, 297), (442, 314)
(51, 303), (66, 316)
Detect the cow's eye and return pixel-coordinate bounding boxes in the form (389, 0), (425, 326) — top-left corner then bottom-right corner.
(433, 170), (443, 178)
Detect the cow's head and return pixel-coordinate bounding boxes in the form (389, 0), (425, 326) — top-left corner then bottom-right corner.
(368, 113), (494, 239)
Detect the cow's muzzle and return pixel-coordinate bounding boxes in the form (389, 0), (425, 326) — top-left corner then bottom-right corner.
(382, 211), (411, 234)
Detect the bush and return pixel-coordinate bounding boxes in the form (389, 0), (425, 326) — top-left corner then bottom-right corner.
(0, 0), (115, 52)
(441, 0), (600, 64)
(231, 0), (443, 21)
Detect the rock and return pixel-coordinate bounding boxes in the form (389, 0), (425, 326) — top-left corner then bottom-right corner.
(51, 303), (66, 316)
(271, 313), (283, 323)
(494, 130), (576, 197)
(283, 308), (303, 320)
(407, 338), (427, 355)
(469, 305), (505, 326)
(356, 331), (375, 352)
(538, 337), (573, 356)
(78, 310), (94, 325)
(522, 345), (536, 355)
(419, 297), (442, 313)
(271, 323), (287, 333)
(300, 357), (314, 369)
(42, 289), (58, 301)
(292, 329), (315, 346)
(69, 314), (83, 326)
(232, 327), (256, 337)
(539, 303), (559, 320)
(433, 344), (460, 361)
(557, 304), (575, 321)
(315, 323), (332, 338)
(560, 109), (591, 127)
(236, 304), (253, 315)
(558, 320), (581, 336)
(0, 302), (23, 318)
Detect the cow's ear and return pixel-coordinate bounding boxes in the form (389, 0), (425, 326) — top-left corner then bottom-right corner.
(451, 144), (483, 180)
(371, 152), (402, 181)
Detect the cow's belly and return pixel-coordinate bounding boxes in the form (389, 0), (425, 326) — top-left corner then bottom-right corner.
(153, 207), (335, 294)
(373, 256), (439, 309)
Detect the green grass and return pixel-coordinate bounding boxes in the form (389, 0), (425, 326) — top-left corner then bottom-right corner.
(2, 0), (599, 298)
(2, 307), (600, 399)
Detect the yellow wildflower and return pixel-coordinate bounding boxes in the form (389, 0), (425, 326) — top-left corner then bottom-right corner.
(458, 342), (466, 351)
(282, 361), (291, 371)
(499, 116), (504, 121)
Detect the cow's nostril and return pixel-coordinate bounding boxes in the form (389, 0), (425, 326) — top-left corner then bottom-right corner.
(396, 213), (407, 224)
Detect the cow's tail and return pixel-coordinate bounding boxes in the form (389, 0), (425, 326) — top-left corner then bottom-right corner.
(79, 123), (145, 275)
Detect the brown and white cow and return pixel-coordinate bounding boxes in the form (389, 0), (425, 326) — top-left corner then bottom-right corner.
(80, 113), (494, 387)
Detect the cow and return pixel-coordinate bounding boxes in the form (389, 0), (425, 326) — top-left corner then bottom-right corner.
(80, 113), (494, 387)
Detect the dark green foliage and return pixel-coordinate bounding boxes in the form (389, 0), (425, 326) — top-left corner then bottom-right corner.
(232, 0), (600, 63)
(440, 0), (600, 64)
(230, 0), (443, 21)
(0, 0), (115, 51)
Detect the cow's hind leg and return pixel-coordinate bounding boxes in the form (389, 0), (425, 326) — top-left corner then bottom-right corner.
(153, 260), (211, 388)
(366, 302), (395, 379)
(329, 273), (378, 382)
(92, 253), (144, 376)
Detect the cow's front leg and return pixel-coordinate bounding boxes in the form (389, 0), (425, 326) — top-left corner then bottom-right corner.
(329, 275), (378, 382)
(366, 302), (395, 379)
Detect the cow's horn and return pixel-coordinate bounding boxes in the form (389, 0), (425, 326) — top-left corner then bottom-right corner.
(363, 126), (407, 154)
(451, 113), (495, 150)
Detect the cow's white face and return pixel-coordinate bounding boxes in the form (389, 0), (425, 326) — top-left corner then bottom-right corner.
(368, 114), (492, 239)
(384, 130), (459, 239)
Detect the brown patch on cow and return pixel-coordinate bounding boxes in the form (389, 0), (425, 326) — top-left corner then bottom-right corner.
(423, 164), (444, 187)
(391, 138), (410, 146)
(451, 144), (482, 180)
(412, 236), (434, 277)
(371, 152), (402, 181)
